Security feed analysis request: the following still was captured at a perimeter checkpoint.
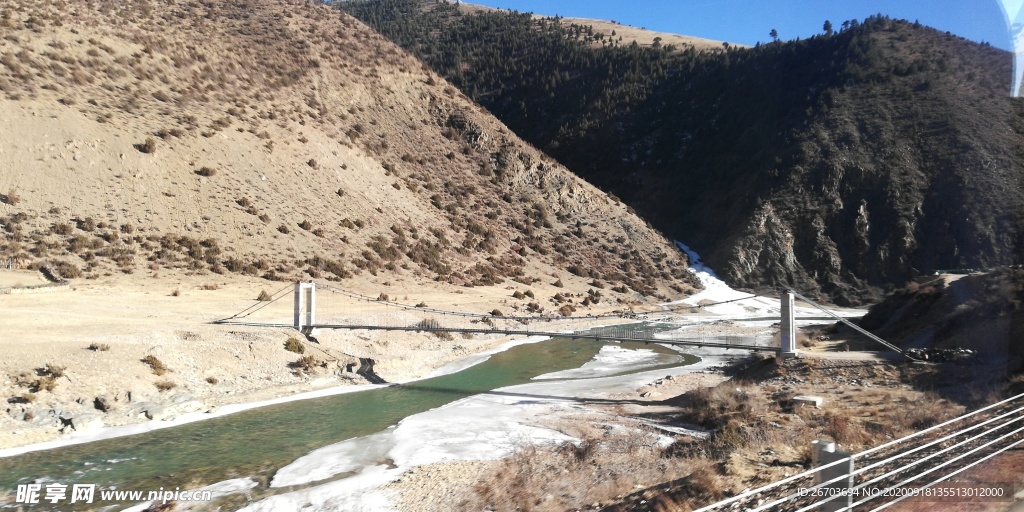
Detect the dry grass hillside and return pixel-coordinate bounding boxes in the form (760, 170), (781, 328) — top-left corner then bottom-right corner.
(457, 2), (737, 51)
(0, 0), (697, 299)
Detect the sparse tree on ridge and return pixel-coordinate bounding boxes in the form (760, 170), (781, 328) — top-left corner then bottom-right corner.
(770, 28), (778, 42)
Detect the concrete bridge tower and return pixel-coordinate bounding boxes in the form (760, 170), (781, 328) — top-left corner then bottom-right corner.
(780, 289), (798, 358)
(294, 281), (316, 332)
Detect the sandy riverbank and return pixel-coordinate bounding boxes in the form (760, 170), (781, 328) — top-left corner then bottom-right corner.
(0, 269), (642, 452)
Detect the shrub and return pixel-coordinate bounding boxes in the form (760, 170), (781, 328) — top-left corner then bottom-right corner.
(29, 376), (57, 393)
(205, 376), (219, 385)
(277, 224), (290, 234)
(52, 260), (82, 279)
(490, 309), (503, 317)
(141, 355), (169, 376)
(289, 355), (323, 374)
(195, 166), (216, 177)
(43, 364), (66, 378)
(257, 289), (272, 301)
(87, 343), (111, 351)
(298, 220), (313, 231)
(155, 380), (177, 392)
(416, 318), (441, 330)
(3, 188), (21, 205)
(51, 222), (74, 235)
(170, 289), (180, 297)
(553, 279), (564, 288)
(94, 396), (111, 412)
(136, 137), (157, 154)
(284, 337), (305, 354)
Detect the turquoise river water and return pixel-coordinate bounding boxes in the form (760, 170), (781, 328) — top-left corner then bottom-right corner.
(0, 337), (695, 509)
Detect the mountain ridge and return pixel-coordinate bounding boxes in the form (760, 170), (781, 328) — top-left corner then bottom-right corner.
(0, 0), (698, 301)
(340, 2), (1024, 305)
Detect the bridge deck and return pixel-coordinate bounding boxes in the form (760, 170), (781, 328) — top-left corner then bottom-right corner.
(212, 320), (777, 352)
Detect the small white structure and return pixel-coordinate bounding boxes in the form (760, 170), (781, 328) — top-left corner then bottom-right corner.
(792, 395), (824, 408)
(779, 290), (798, 358)
(294, 281), (316, 331)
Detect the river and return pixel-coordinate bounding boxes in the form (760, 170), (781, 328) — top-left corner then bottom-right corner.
(0, 334), (696, 510)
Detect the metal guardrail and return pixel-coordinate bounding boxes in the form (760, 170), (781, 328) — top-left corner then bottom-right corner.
(693, 392), (1024, 512)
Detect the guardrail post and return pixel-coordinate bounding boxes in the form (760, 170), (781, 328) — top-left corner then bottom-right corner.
(812, 440), (853, 511)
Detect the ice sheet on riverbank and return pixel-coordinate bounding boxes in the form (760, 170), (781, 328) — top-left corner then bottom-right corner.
(243, 344), (714, 512)
(532, 345), (679, 380)
(673, 241), (865, 319)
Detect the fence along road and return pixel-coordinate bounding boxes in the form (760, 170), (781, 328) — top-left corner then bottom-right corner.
(691, 391), (1024, 512)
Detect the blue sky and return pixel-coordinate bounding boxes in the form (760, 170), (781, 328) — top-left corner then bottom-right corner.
(468, 0), (1013, 51)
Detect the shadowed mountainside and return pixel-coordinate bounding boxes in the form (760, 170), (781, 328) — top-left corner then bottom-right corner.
(340, 1), (1024, 305)
(858, 269), (1024, 373)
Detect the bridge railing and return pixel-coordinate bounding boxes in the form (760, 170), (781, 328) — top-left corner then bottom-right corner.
(692, 391), (1024, 512)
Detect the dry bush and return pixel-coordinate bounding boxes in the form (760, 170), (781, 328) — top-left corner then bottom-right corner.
(154, 380), (176, 392)
(256, 289), (272, 301)
(205, 376), (219, 385)
(415, 318), (441, 330)
(141, 355), (169, 376)
(823, 411), (870, 445)
(42, 364), (66, 378)
(290, 355), (324, 374)
(27, 376), (57, 393)
(51, 222), (73, 235)
(195, 166), (216, 177)
(87, 343), (111, 351)
(284, 337), (305, 354)
(136, 137), (157, 154)
(2, 188), (21, 205)
(93, 396), (112, 412)
(462, 428), (700, 511)
(50, 260), (82, 278)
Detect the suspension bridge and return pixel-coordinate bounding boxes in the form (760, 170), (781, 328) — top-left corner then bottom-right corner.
(212, 281), (911, 359)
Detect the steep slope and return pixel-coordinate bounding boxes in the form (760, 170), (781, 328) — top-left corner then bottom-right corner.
(0, 0), (698, 299)
(857, 270), (1024, 372)
(341, 2), (1024, 305)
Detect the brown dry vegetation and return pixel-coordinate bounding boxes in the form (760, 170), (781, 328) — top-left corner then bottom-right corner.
(455, 356), (997, 511)
(0, 0), (698, 301)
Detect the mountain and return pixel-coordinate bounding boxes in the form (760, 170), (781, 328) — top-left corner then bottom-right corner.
(340, 1), (1024, 305)
(0, 0), (698, 299)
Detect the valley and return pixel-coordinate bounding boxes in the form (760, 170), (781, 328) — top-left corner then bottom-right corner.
(0, 0), (1022, 510)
